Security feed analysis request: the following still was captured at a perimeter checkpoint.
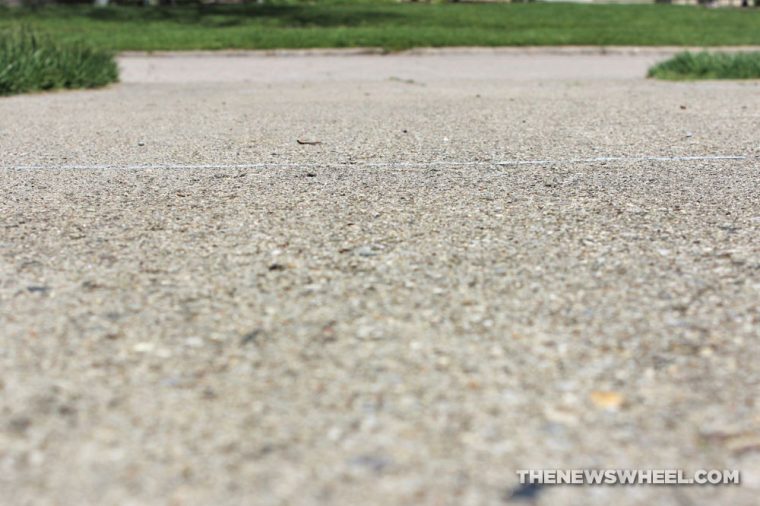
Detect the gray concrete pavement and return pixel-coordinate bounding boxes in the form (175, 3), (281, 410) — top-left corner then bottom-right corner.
(1, 52), (760, 505)
(118, 50), (664, 83)
(117, 47), (760, 84)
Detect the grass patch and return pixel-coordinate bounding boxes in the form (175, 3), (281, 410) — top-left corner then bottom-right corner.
(0, 27), (118, 95)
(648, 51), (760, 80)
(1, 3), (760, 52)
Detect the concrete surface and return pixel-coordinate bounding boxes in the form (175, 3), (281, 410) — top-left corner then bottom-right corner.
(1, 52), (760, 506)
(118, 50), (665, 83)
(116, 47), (760, 84)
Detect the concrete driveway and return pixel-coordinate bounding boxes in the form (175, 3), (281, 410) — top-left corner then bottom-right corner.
(1, 50), (759, 505)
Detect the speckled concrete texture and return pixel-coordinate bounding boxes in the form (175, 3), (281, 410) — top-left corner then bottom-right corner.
(1, 52), (759, 506)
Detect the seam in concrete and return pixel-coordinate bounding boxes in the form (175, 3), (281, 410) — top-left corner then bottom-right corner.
(494, 155), (749, 166)
(3, 155), (751, 171)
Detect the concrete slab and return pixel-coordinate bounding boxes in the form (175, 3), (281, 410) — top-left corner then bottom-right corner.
(1, 51), (759, 505)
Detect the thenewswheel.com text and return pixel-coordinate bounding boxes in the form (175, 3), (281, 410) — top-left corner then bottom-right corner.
(516, 469), (740, 486)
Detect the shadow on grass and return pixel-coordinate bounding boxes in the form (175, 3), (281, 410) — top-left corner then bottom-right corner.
(79, 4), (404, 29)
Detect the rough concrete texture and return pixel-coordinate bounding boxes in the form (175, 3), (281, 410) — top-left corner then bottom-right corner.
(1, 52), (760, 505)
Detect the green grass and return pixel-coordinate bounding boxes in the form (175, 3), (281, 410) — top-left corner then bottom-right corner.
(1, 3), (760, 52)
(648, 51), (760, 80)
(0, 27), (118, 95)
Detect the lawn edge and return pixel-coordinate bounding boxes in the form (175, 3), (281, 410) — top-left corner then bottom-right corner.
(117, 46), (760, 58)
